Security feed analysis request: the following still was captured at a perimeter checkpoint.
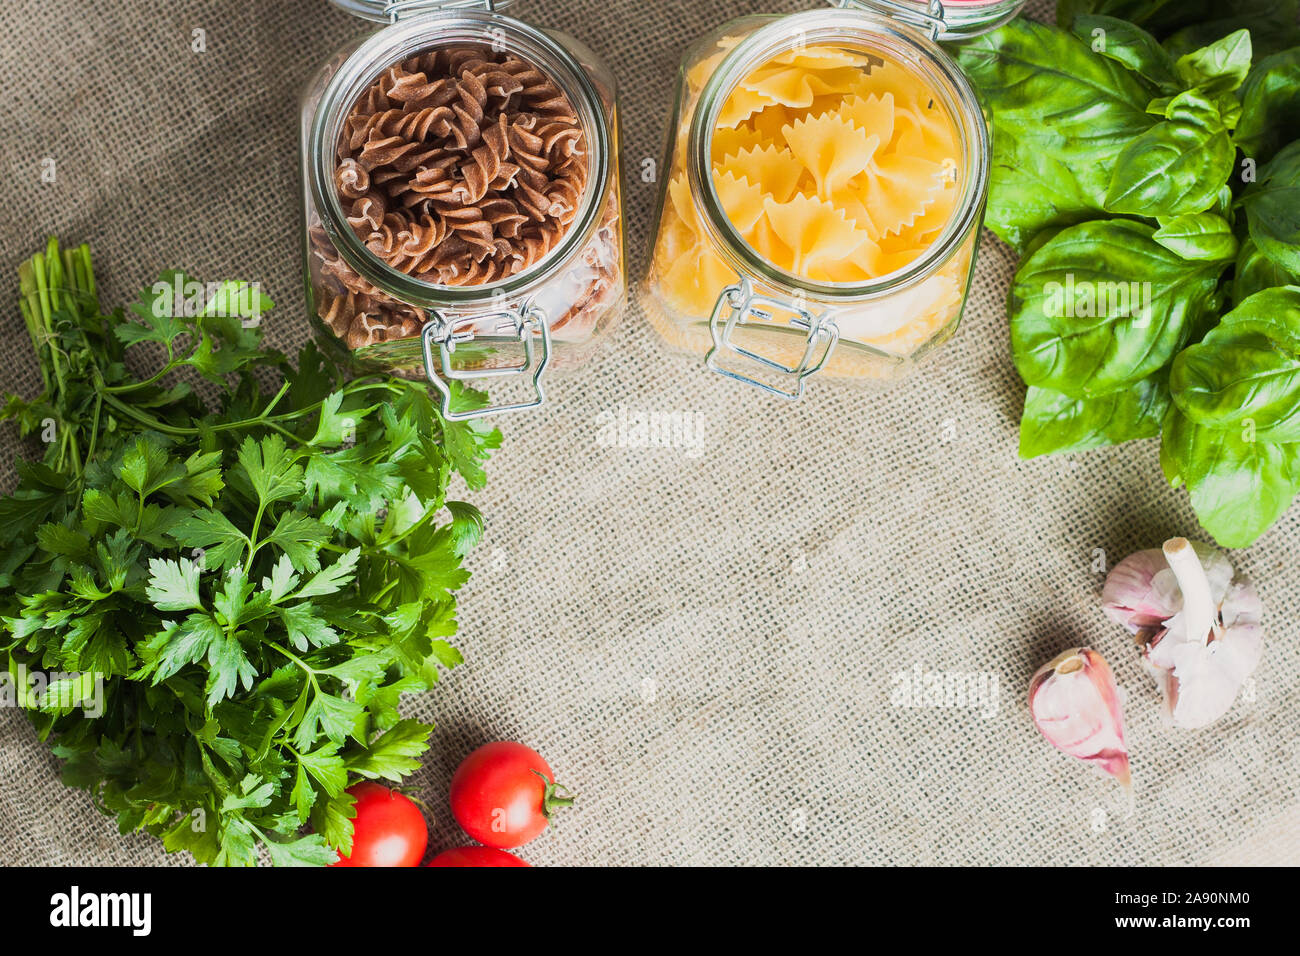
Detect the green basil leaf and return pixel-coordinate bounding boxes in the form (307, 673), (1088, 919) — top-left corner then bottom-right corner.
(1152, 212), (1239, 261)
(1214, 183), (1234, 220)
(1232, 236), (1300, 305)
(1241, 139), (1300, 274)
(1236, 47), (1300, 164)
(1145, 93), (1175, 116)
(1174, 29), (1253, 95)
(959, 19), (1160, 252)
(1213, 91), (1243, 131)
(1105, 90), (1233, 217)
(1218, 288), (1300, 351)
(983, 128), (1105, 253)
(957, 20), (1156, 166)
(1010, 219), (1224, 397)
(1161, 407), (1300, 548)
(1173, 326), (1300, 439)
(1144, 91), (1240, 125)
(1071, 15), (1179, 90)
(1171, 287), (1300, 439)
(1021, 226), (1069, 261)
(1165, 14), (1300, 62)
(1019, 378), (1169, 458)
(1058, 1), (1200, 32)
(1061, 1), (1299, 53)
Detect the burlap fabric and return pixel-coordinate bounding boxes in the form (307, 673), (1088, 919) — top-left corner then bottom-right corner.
(1, 0), (1296, 867)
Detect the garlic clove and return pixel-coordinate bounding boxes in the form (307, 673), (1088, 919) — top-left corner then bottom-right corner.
(1102, 541), (1235, 643)
(1106, 538), (1264, 730)
(1029, 647), (1132, 792)
(1150, 591), (1264, 730)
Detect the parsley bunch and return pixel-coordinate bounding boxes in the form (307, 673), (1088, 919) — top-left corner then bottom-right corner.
(0, 238), (499, 865)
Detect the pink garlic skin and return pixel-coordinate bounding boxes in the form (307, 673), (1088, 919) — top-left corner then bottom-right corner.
(1029, 647), (1131, 790)
(1102, 540), (1263, 730)
(1101, 548), (1176, 636)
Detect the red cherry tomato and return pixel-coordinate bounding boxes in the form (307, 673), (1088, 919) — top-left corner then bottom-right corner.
(449, 742), (574, 849)
(426, 846), (531, 867)
(331, 782), (428, 867)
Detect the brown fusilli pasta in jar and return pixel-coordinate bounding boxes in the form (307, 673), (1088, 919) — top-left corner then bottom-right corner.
(302, 1), (624, 419)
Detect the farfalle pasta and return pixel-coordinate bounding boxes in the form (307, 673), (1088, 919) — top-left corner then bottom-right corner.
(645, 37), (979, 370)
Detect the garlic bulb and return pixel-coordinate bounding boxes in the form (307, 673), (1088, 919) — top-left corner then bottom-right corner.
(1102, 538), (1263, 730)
(1029, 648), (1132, 791)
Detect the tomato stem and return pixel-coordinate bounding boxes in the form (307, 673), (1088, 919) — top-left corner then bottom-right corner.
(531, 769), (576, 818)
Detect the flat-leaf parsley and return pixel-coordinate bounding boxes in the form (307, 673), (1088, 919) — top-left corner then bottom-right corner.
(0, 239), (499, 865)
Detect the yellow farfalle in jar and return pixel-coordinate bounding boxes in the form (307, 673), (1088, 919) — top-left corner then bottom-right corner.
(650, 41), (969, 360)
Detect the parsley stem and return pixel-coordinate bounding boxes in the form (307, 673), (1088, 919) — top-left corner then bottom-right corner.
(370, 577), (399, 604)
(67, 425), (82, 476)
(377, 509), (434, 550)
(268, 642), (322, 686)
(18, 263), (52, 394)
(243, 499), (270, 577)
(31, 249), (66, 388)
(93, 368), (397, 451)
(260, 420), (303, 444)
(259, 381), (293, 418)
(75, 242), (96, 304)
(97, 390), (190, 437)
(98, 386), (301, 446)
(83, 392), (104, 476)
(258, 379), (401, 426)
(101, 342), (176, 393)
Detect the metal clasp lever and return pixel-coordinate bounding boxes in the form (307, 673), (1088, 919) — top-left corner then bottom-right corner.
(384, 0), (498, 24)
(831, 0), (947, 41)
(421, 303), (551, 421)
(706, 278), (839, 401)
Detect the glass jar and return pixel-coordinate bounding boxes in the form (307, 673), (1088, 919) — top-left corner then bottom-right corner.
(302, 0), (625, 419)
(642, 0), (1020, 399)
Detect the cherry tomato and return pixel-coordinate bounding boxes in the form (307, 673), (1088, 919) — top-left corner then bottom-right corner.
(449, 742), (573, 849)
(331, 782), (428, 867)
(426, 846), (531, 867)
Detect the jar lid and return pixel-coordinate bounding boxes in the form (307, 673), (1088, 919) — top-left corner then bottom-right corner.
(830, 0), (1027, 40)
(328, 0), (516, 23)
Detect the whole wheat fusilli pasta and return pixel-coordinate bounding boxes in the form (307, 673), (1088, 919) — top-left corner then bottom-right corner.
(310, 44), (620, 357)
(333, 44), (589, 288)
